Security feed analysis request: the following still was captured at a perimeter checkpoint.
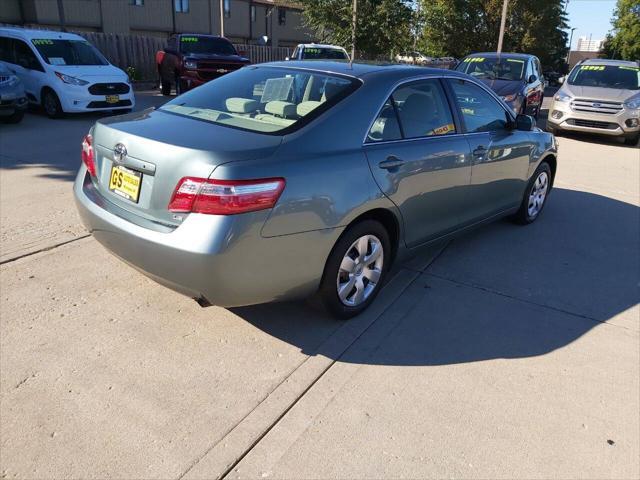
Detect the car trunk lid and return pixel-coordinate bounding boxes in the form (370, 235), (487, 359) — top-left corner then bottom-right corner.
(91, 108), (282, 227)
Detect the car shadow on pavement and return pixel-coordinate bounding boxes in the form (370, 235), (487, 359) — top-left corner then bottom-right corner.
(232, 188), (638, 366)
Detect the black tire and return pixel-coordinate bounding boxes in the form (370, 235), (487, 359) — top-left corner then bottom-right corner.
(42, 89), (63, 118)
(319, 220), (391, 319)
(624, 133), (639, 146)
(160, 74), (171, 96)
(1, 109), (24, 124)
(513, 161), (552, 225)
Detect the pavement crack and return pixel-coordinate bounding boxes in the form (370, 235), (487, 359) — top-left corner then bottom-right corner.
(0, 234), (91, 266)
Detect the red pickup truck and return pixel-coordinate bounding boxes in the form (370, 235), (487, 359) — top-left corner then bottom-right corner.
(156, 34), (250, 95)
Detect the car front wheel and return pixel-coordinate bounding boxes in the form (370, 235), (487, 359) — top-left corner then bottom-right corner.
(42, 89), (63, 118)
(319, 220), (391, 319)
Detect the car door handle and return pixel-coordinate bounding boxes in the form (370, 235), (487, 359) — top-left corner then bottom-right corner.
(472, 147), (488, 157)
(379, 156), (404, 170)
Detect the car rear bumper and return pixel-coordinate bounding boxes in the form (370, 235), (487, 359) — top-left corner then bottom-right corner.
(548, 99), (640, 137)
(73, 167), (341, 307)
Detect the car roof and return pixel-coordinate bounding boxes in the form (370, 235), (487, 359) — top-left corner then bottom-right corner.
(259, 60), (467, 81)
(464, 52), (535, 60)
(0, 26), (85, 41)
(582, 58), (639, 67)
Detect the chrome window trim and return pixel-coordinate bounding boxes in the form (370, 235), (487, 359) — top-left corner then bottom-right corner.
(362, 73), (516, 145)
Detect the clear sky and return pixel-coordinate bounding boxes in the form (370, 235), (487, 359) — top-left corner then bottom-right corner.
(565, 0), (617, 49)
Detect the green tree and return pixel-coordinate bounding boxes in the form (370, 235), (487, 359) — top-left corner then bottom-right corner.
(298, 0), (414, 58)
(601, 0), (640, 60)
(417, 0), (568, 69)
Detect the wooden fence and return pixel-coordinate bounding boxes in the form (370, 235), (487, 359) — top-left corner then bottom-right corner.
(78, 33), (293, 81)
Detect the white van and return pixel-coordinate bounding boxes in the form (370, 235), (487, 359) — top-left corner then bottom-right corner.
(0, 27), (135, 118)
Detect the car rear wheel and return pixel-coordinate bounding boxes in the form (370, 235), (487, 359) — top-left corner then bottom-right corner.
(513, 161), (552, 225)
(42, 89), (63, 119)
(319, 220), (390, 319)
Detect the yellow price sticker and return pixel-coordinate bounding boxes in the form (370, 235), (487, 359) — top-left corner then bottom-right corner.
(580, 65), (605, 71)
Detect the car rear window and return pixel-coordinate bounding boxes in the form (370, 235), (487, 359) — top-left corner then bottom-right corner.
(30, 39), (108, 66)
(568, 64), (639, 90)
(456, 56), (525, 81)
(160, 66), (361, 134)
(302, 47), (349, 60)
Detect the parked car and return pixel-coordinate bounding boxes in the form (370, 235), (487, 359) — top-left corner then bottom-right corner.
(157, 34), (250, 95)
(0, 27), (134, 118)
(395, 52), (434, 65)
(547, 58), (640, 145)
(455, 52), (545, 118)
(0, 61), (28, 123)
(287, 44), (350, 61)
(74, 61), (557, 318)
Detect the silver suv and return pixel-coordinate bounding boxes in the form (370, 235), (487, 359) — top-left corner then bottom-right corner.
(547, 59), (640, 145)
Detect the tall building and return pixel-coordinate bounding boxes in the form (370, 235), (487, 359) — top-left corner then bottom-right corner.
(575, 36), (604, 52)
(0, 0), (314, 47)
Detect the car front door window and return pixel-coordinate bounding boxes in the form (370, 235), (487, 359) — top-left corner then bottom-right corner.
(13, 40), (43, 71)
(449, 79), (509, 133)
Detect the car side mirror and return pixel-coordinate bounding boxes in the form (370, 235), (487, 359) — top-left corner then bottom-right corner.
(515, 114), (535, 131)
(558, 76), (566, 85)
(528, 74), (537, 83)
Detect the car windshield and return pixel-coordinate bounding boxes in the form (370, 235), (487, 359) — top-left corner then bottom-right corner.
(456, 56), (525, 81)
(179, 36), (237, 55)
(302, 47), (348, 60)
(30, 39), (108, 66)
(160, 66), (360, 134)
(568, 64), (640, 90)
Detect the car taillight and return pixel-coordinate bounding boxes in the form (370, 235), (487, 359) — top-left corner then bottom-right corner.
(168, 177), (285, 215)
(81, 134), (96, 177)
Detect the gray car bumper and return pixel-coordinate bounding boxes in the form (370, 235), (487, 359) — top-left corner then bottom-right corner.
(73, 167), (343, 307)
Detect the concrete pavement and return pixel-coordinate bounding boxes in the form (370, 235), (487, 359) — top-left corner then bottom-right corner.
(0, 92), (638, 479)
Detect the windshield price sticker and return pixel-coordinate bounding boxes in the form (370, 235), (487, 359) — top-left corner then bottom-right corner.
(32, 39), (54, 46)
(181, 36), (199, 43)
(464, 57), (485, 63)
(580, 65), (605, 71)
(506, 58), (524, 63)
(619, 66), (639, 71)
(428, 123), (456, 136)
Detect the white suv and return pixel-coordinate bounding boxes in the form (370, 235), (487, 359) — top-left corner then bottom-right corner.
(0, 27), (135, 118)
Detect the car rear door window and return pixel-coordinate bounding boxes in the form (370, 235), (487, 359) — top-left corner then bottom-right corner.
(449, 79), (510, 133)
(367, 79), (456, 142)
(393, 80), (456, 138)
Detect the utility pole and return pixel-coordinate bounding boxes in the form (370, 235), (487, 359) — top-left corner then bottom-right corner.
(566, 27), (576, 64)
(351, 0), (357, 61)
(220, 0), (225, 37)
(496, 0), (508, 54)
(56, 0), (67, 31)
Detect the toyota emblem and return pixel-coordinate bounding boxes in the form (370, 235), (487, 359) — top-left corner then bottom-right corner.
(113, 143), (127, 163)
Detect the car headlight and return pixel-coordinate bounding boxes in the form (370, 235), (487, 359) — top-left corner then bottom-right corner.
(0, 74), (20, 87)
(554, 91), (572, 103)
(624, 95), (640, 110)
(54, 71), (89, 86)
(184, 60), (198, 69)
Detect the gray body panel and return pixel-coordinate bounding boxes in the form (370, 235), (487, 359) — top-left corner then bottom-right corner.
(73, 61), (557, 307)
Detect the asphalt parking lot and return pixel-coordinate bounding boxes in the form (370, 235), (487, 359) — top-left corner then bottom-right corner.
(1, 91), (638, 479)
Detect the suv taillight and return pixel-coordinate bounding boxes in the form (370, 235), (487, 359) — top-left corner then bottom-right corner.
(81, 134), (96, 177)
(168, 177), (285, 215)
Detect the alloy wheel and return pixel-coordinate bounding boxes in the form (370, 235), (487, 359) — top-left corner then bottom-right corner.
(527, 171), (549, 219)
(336, 234), (384, 307)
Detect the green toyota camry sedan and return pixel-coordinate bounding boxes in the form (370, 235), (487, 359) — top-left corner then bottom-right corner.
(74, 61), (557, 318)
